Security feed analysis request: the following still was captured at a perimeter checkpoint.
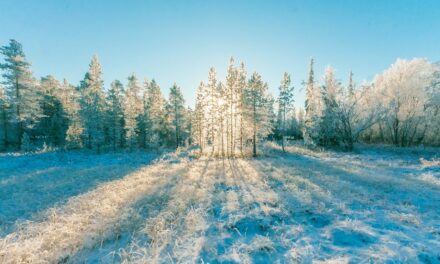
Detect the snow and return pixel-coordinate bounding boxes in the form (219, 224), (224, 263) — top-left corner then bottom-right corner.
(0, 145), (439, 263)
(0, 151), (158, 237)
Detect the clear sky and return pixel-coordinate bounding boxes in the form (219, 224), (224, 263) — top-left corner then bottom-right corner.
(1, 0), (439, 108)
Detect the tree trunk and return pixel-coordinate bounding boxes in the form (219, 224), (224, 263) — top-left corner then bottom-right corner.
(253, 126), (257, 157)
(281, 106), (286, 152)
(230, 94), (233, 157)
(15, 77), (22, 150)
(253, 96), (257, 157)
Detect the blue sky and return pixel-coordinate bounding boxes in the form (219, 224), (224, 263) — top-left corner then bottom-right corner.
(1, 0), (439, 108)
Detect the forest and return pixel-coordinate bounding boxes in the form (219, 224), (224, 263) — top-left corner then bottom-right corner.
(1, 39), (439, 155)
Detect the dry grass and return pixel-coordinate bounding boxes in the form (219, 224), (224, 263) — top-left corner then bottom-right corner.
(0, 159), (189, 264)
(118, 157), (217, 263)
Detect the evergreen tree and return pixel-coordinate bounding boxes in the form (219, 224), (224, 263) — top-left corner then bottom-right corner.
(107, 80), (126, 150)
(217, 82), (229, 157)
(194, 81), (207, 152)
(207, 67), (218, 151)
(145, 79), (166, 148)
(245, 72), (272, 157)
(225, 57), (237, 156)
(136, 79), (153, 149)
(124, 74), (143, 148)
(303, 58), (321, 145)
(0, 85), (9, 150)
(168, 83), (185, 148)
(237, 62), (247, 154)
(79, 55), (106, 152)
(61, 79), (82, 149)
(277, 72), (294, 152)
(319, 66), (342, 146)
(0, 39), (40, 150)
(38, 75), (69, 147)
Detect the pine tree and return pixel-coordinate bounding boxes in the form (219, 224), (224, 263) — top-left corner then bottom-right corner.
(107, 80), (126, 150)
(79, 55), (106, 152)
(38, 75), (69, 147)
(60, 79), (82, 149)
(277, 72), (294, 152)
(225, 57), (237, 156)
(303, 58), (321, 145)
(0, 85), (9, 150)
(0, 39), (40, 150)
(319, 66), (342, 146)
(124, 74), (143, 149)
(216, 81), (227, 157)
(237, 62), (247, 154)
(168, 83), (185, 149)
(136, 79), (153, 149)
(245, 72), (272, 157)
(145, 79), (166, 148)
(194, 81), (206, 152)
(207, 67), (218, 151)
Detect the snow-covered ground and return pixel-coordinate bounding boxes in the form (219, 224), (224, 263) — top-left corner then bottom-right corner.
(0, 145), (439, 263)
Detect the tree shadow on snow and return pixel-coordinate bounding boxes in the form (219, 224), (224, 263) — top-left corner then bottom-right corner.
(0, 151), (158, 237)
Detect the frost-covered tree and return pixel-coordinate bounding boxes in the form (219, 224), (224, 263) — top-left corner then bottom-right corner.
(303, 58), (321, 146)
(245, 72), (273, 157)
(107, 80), (126, 150)
(371, 58), (437, 146)
(225, 57), (238, 156)
(425, 66), (440, 145)
(167, 83), (185, 148)
(60, 79), (82, 149)
(319, 66), (342, 146)
(124, 74), (143, 149)
(335, 73), (384, 150)
(193, 61), (275, 157)
(216, 81), (227, 156)
(38, 75), (69, 147)
(194, 81), (207, 152)
(206, 67), (218, 151)
(277, 72), (294, 152)
(145, 79), (167, 148)
(236, 62), (247, 153)
(0, 39), (40, 150)
(79, 55), (106, 152)
(0, 85), (9, 150)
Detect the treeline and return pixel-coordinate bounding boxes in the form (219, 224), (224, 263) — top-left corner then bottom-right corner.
(0, 39), (439, 154)
(303, 58), (440, 149)
(0, 40), (190, 152)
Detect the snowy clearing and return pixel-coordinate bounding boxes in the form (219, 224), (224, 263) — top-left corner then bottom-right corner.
(1, 146), (440, 263)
